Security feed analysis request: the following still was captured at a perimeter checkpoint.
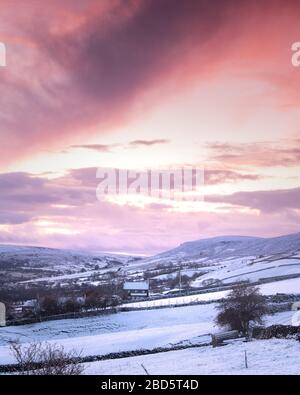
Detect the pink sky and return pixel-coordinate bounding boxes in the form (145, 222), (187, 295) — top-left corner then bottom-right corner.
(0, 0), (300, 254)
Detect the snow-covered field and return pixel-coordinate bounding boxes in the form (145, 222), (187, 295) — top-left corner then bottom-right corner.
(0, 303), (294, 366)
(192, 257), (300, 287)
(84, 339), (300, 375)
(0, 304), (217, 365)
(122, 290), (229, 308)
(122, 278), (300, 309)
(152, 267), (217, 280)
(260, 278), (300, 295)
(21, 267), (116, 284)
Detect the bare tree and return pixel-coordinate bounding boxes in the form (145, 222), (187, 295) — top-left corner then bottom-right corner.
(10, 341), (84, 375)
(215, 284), (268, 335)
(40, 296), (61, 316)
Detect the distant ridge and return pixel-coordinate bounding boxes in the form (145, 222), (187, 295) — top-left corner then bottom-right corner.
(135, 232), (300, 267)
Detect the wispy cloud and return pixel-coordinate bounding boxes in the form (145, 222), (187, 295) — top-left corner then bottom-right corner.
(205, 170), (262, 185)
(206, 140), (300, 168)
(69, 139), (170, 152)
(129, 139), (170, 147)
(70, 144), (115, 152)
(207, 187), (300, 213)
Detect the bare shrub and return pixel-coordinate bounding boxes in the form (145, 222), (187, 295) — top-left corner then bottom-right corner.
(215, 284), (268, 335)
(10, 341), (84, 375)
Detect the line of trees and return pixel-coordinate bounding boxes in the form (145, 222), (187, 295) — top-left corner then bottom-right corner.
(2, 283), (124, 320)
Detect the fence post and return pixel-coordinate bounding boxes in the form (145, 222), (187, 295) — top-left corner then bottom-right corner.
(244, 350), (248, 369)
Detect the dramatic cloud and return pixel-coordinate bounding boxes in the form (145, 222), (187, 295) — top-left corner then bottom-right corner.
(1, 1), (300, 252)
(0, 0), (230, 165)
(1, 0), (300, 166)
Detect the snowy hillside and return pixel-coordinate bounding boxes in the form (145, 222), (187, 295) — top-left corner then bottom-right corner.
(1, 232), (300, 288)
(122, 233), (300, 291)
(135, 233), (300, 268)
(0, 245), (136, 270)
(0, 244), (139, 284)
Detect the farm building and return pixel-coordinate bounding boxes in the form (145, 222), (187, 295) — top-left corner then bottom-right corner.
(123, 281), (150, 299)
(9, 299), (39, 319)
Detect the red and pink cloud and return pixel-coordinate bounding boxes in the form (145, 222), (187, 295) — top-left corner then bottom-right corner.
(0, 0), (300, 253)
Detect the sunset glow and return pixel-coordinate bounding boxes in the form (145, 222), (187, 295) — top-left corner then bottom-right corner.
(1, 0), (300, 254)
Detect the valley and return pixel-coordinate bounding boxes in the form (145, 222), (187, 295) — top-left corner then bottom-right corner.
(0, 232), (299, 375)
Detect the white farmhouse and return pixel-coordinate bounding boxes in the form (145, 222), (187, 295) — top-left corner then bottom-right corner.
(123, 281), (150, 299)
